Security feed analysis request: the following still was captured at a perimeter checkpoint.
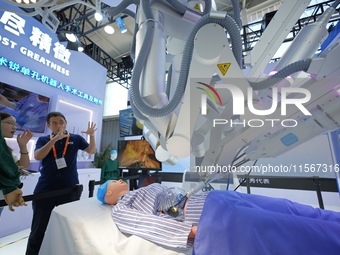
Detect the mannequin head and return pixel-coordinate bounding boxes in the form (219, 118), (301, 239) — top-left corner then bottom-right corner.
(110, 150), (117, 161)
(97, 179), (129, 205)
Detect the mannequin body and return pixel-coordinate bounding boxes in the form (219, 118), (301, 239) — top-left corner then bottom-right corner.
(97, 181), (200, 248)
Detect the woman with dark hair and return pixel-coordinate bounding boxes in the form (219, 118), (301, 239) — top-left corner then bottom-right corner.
(0, 111), (33, 168)
(0, 111), (32, 216)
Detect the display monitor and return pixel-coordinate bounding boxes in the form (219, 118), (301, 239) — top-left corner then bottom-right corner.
(0, 82), (50, 133)
(118, 139), (162, 170)
(119, 108), (143, 137)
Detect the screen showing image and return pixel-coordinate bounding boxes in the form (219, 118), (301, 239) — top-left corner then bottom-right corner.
(118, 139), (162, 170)
(0, 82), (50, 133)
(119, 108), (143, 137)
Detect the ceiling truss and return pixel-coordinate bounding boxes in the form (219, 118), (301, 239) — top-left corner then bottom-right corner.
(30, 0), (340, 89)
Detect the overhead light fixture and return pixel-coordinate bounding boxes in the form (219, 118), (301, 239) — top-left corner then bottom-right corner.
(57, 25), (83, 52)
(57, 30), (78, 43)
(57, 31), (68, 42)
(14, 0), (38, 3)
(116, 17), (127, 33)
(67, 39), (84, 52)
(77, 43), (84, 52)
(94, 12), (103, 21)
(58, 24), (81, 42)
(65, 31), (77, 42)
(6, 0), (47, 6)
(104, 25), (115, 34)
(94, 0), (103, 22)
(66, 41), (78, 51)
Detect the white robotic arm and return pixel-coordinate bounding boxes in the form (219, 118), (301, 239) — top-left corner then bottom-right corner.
(244, 40), (340, 161)
(108, 0), (340, 181)
(129, 0), (244, 166)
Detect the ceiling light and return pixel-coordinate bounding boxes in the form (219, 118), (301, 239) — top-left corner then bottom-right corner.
(58, 30), (76, 43)
(94, 12), (103, 22)
(116, 17), (127, 33)
(7, 0), (47, 6)
(66, 41), (78, 51)
(58, 24), (80, 43)
(104, 25), (115, 34)
(65, 32), (77, 42)
(67, 39), (83, 52)
(57, 31), (67, 42)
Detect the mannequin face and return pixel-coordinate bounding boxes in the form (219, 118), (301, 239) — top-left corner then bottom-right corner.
(1, 115), (17, 138)
(104, 179), (129, 205)
(110, 150), (117, 161)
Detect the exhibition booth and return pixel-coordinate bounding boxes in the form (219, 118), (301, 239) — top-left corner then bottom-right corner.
(0, 1), (106, 237)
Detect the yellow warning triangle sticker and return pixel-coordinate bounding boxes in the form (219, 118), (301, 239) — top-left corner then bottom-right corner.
(194, 3), (201, 12)
(217, 63), (231, 76)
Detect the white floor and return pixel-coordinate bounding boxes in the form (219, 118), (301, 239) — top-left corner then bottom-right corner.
(0, 229), (29, 255)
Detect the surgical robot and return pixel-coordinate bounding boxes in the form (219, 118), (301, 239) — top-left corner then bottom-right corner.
(104, 0), (340, 177)
(4, 0), (339, 207)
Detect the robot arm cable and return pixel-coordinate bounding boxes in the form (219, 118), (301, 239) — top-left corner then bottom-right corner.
(248, 58), (312, 91)
(131, 11), (242, 118)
